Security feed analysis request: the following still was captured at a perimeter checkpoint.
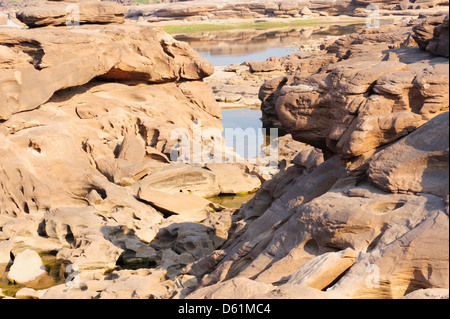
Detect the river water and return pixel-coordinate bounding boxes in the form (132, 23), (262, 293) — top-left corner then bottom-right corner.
(174, 24), (365, 156)
(173, 24), (363, 207)
(173, 24), (363, 66)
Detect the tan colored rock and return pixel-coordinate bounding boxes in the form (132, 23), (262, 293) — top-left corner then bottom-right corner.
(287, 248), (359, 290)
(180, 15), (450, 301)
(56, 232), (123, 273)
(367, 112), (449, 197)
(0, 216), (62, 254)
(412, 15), (447, 50)
(137, 188), (217, 222)
(427, 15), (449, 58)
(329, 202), (448, 298)
(16, 1), (127, 27)
(247, 60), (283, 73)
(127, 0), (355, 21)
(0, 25), (213, 121)
(300, 6), (313, 15)
(15, 287), (41, 299)
(7, 249), (47, 284)
(0, 20), (222, 272)
(117, 135), (146, 163)
(205, 163), (261, 194)
(39, 283), (99, 299)
(186, 277), (273, 299)
(402, 288), (449, 299)
(148, 210), (233, 278)
(184, 156), (350, 286)
(291, 144), (324, 172)
(44, 207), (105, 246)
(97, 269), (169, 299)
(339, 111), (426, 157)
(0, 12), (8, 25)
(0, 240), (11, 264)
(267, 40), (448, 155)
(38, 267), (171, 299)
(253, 284), (347, 299)
(155, 3), (219, 18)
(136, 164), (220, 198)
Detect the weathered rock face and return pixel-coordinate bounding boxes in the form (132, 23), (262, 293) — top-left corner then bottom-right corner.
(184, 113), (449, 299)
(181, 20), (449, 299)
(1, 1), (449, 300)
(367, 112), (449, 197)
(412, 14), (447, 50)
(0, 9), (240, 296)
(426, 15), (449, 57)
(258, 24), (449, 157)
(16, 1), (128, 27)
(0, 24), (214, 121)
(7, 249), (47, 284)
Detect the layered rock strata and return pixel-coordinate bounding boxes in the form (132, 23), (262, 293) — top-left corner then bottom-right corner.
(125, 0), (450, 22)
(181, 16), (449, 299)
(0, 0), (262, 298)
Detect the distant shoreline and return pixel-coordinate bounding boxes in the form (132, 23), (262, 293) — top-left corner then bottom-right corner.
(158, 16), (371, 34)
(128, 15), (407, 34)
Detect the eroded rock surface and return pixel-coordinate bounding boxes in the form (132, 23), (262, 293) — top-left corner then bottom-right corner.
(258, 22), (449, 157)
(16, 1), (128, 27)
(181, 17), (449, 300)
(0, 2), (448, 300)
(0, 24), (214, 120)
(0, 5), (248, 299)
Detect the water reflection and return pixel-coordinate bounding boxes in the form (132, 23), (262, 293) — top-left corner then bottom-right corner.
(0, 252), (65, 298)
(221, 107), (264, 159)
(208, 193), (256, 209)
(173, 24), (364, 66)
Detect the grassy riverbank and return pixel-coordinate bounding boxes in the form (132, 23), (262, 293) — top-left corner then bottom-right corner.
(161, 16), (372, 34)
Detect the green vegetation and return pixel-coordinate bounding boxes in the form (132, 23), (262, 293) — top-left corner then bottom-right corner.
(0, 282), (24, 298)
(208, 193), (256, 209)
(162, 17), (365, 34)
(39, 251), (60, 271)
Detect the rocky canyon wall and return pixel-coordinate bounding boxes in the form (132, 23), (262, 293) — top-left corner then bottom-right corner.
(182, 15), (449, 299)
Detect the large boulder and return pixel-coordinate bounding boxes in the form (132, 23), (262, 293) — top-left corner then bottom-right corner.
(7, 249), (47, 284)
(367, 112), (449, 197)
(258, 25), (448, 156)
(205, 163), (261, 195)
(136, 164), (221, 198)
(137, 188), (218, 222)
(412, 15), (447, 50)
(0, 25), (214, 121)
(16, 1), (128, 27)
(183, 23), (449, 299)
(426, 15), (449, 58)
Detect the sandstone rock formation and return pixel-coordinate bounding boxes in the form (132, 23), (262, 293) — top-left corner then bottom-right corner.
(7, 249), (47, 284)
(0, 24), (215, 121)
(125, 0), (449, 22)
(412, 14), (447, 50)
(180, 18), (449, 300)
(197, 24), (364, 111)
(16, 1), (128, 27)
(257, 23), (449, 156)
(1, 1), (449, 300)
(426, 14), (449, 57)
(0, 1), (254, 298)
